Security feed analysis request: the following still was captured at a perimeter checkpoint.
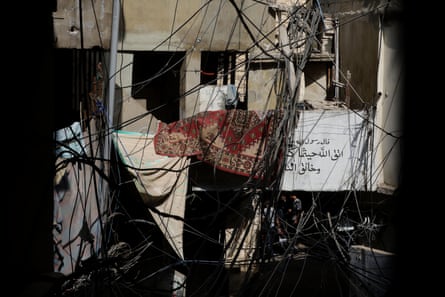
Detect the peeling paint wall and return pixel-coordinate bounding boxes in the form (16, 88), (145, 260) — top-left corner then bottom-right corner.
(53, 0), (112, 48)
(120, 0), (275, 51)
(54, 0), (276, 52)
(248, 61), (282, 110)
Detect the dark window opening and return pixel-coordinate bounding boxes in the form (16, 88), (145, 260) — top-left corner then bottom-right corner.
(201, 51), (248, 109)
(132, 51), (184, 123)
(53, 48), (104, 131)
(304, 61), (335, 101)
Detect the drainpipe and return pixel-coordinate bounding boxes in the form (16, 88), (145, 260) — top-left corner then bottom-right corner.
(334, 17), (339, 100)
(105, 0), (120, 159)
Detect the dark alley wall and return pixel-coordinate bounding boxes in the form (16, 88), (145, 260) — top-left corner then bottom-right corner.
(6, 2), (57, 296)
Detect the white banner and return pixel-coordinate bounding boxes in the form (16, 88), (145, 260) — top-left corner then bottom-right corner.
(281, 110), (374, 191)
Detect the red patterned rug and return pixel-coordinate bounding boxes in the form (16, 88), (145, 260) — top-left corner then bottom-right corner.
(154, 109), (282, 177)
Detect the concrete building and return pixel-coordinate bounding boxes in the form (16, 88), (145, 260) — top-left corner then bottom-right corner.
(47, 0), (403, 296)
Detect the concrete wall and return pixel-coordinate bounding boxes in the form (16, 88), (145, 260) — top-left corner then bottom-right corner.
(349, 245), (395, 297)
(54, 0), (281, 121)
(339, 14), (379, 108)
(53, 0), (113, 49)
(320, 0), (392, 108)
(296, 0), (404, 194)
(320, 0), (404, 191)
(54, 0), (276, 52)
(181, 50), (202, 118)
(119, 0), (277, 117)
(120, 0), (275, 51)
(248, 61), (282, 111)
(375, 12), (404, 191)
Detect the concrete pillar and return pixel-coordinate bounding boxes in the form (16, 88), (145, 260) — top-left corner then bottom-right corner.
(375, 16), (403, 193)
(180, 50), (201, 119)
(116, 53), (133, 100)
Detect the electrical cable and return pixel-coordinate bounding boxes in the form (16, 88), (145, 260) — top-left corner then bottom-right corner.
(55, 1), (400, 295)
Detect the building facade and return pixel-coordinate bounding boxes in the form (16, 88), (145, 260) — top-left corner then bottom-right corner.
(50, 1), (403, 296)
